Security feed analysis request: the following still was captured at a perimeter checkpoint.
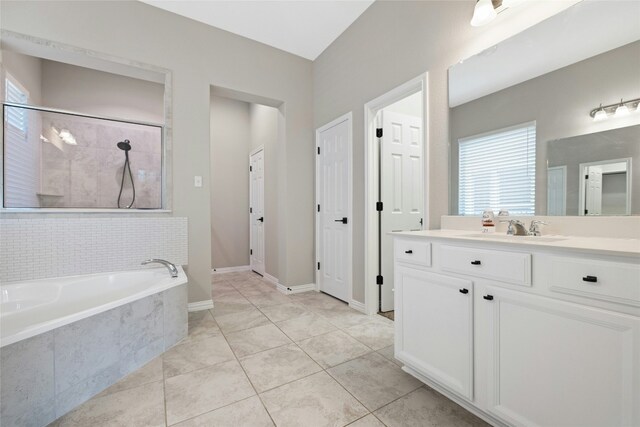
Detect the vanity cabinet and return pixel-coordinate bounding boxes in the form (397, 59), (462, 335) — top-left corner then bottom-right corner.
(393, 235), (640, 427)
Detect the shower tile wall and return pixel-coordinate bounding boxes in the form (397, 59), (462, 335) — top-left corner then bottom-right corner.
(39, 114), (162, 208)
(0, 217), (187, 282)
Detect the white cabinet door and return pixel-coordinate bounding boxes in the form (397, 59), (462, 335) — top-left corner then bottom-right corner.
(479, 286), (640, 427)
(395, 266), (474, 400)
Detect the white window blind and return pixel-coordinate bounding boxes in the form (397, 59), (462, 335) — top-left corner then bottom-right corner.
(458, 122), (536, 216)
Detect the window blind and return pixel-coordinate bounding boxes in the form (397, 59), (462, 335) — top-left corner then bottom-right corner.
(458, 122), (536, 216)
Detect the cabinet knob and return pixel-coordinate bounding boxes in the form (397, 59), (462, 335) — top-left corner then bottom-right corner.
(471, 260), (481, 265)
(582, 275), (598, 283)
(459, 288), (469, 294)
(483, 295), (494, 301)
(404, 250), (413, 254)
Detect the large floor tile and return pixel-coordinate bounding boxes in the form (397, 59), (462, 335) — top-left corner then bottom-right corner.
(298, 330), (372, 369)
(258, 303), (309, 323)
(214, 307), (271, 333)
(98, 357), (163, 397)
(183, 310), (221, 343)
(173, 396), (273, 427)
(374, 386), (490, 427)
(328, 352), (421, 411)
(377, 345), (403, 367)
(276, 312), (336, 341)
(318, 308), (383, 329)
(240, 344), (322, 392)
(291, 292), (348, 311)
(165, 360), (255, 425)
(226, 323), (292, 358)
(347, 414), (386, 427)
(163, 335), (235, 378)
(245, 291), (292, 308)
(51, 381), (165, 427)
(260, 371), (368, 427)
(344, 322), (394, 350)
(210, 299), (255, 317)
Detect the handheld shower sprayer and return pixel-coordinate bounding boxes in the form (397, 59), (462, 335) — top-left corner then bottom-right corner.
(117, 139), (136, 208)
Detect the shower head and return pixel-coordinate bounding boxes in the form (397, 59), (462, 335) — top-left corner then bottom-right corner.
(117, 139), (132, 151)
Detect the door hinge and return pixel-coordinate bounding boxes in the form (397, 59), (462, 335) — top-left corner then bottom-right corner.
(250, 207), (253, 213)
(376, 128), (383, 138)
(317, 146), (320, 155)
(376, 275), (383, 285)
(585, 174), (589, 179)
(317, 204), (320, 212)
(250, 165), (252, 172)
(376, 201), (383, 211)
(584, 209), (588, 215)
(419, 218), (423, 226)
(317, 262), (320, 270)
(250, 249), (253, 255)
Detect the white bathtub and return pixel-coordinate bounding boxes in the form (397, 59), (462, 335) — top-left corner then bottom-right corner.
(0, 266), (188, 348)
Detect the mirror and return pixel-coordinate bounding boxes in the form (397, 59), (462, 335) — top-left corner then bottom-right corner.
(449, 1), (640, 216)
(1, 31), (168, 210)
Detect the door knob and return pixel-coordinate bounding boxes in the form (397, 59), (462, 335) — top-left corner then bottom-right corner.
(334, 217), (348, 224)
(257, 217), (264, 222)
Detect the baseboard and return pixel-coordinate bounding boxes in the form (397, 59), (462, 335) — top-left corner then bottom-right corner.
(211, 265), (250, 274)
(349, 300), (366, 313)
(276, 283), (316, 295)
(188, 299), (214, 312)
(263, 273), (279, 286)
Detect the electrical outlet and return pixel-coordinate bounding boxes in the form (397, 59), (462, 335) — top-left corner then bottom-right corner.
(194, 176), (202, 187)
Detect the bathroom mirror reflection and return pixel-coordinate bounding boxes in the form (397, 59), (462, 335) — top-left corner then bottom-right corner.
(448, 0), (640, 216)
(3, 104), (162, 209)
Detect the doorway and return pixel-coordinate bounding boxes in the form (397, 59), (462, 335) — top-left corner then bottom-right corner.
(250, 147), (266, 275)
(315, 112), (353, 303)
(364, 74), (427, 317)
(579, 158), (631, 216)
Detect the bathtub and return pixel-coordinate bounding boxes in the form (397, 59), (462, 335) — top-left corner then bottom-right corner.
(0, 267), (188, 427)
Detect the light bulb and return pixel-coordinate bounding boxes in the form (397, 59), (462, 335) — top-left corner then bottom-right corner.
(615, 100), (630, 117)
(471, 0), (497, 27)
(593, 107), (608, 122)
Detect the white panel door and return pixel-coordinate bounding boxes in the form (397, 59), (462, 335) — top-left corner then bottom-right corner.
(585, 165), (603, 215)
(546, 166), (566, 215)
(381, 110), (423, 312)
(250, 148), (265, 275)
(479, 286), (640, 427)
(317, 117), (351, 302)
(395, 267), (474, 400)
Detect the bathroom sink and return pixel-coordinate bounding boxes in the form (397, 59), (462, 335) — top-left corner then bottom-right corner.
(466, 233), (568, 243)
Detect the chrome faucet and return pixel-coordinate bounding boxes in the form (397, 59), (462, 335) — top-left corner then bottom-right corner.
(141, 259), (179, 278)
(528, 220), (548, 236)
(500, 219), (528, 236)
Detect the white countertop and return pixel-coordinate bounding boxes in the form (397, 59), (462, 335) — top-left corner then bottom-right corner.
(391, 229), (640, 258)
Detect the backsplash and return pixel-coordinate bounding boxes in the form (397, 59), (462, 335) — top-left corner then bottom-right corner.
(0, 217), (188, 282)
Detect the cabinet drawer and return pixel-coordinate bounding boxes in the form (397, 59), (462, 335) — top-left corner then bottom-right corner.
(441, 245), (531, 286)
(549, 257), (640, 307)
(395, 238), (431, 267)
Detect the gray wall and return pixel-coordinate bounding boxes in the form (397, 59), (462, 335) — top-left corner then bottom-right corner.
(1, 49), (42, 103)
(313, 0), (571, 303)
(210, 95), (251, 270)
(450, 41), (640, 215)
(250, 103), (279, 278)
(2, 0), (314, 303)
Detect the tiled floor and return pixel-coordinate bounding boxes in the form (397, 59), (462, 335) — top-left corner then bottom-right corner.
(50, 271), (489, 426)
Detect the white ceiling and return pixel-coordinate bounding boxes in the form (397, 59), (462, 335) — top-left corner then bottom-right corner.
(139, 0), (374, 60)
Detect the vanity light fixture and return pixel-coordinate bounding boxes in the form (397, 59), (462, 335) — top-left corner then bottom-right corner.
(471, 0), (497, 27)
(589, 97), (640, 121)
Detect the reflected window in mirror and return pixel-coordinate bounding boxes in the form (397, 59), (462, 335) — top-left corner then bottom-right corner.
(458, 122), (536, 216)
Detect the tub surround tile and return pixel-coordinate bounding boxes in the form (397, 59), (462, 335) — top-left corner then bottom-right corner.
(51, 381), (165, 427)
(162, 334), (235, 378)
(239, 344), (322, 392)
(260, 371), (368, 427)
(214, 307), (271, 333)
(327, 352), (422, 411)
(54, 307), (121, 395)
(173, 395), (274, 427)
(298, 330), (372, 369)
(344, 321), (395, 350)
(374, 386), (490, 427)
(226, 323), (292, 358)
(54, 363), (122, 418)
(120, 293), (164, 360)
(164, 283), (188, 349)
(0, 332), (56, 427)
(276, 312), (336, 341)
(98, 357), (163, 398)
(164, 360), (255, 425)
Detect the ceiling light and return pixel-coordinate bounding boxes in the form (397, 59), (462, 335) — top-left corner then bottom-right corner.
(471, 0), (497, 27)
(592, 105), (608, 122)
(614, 99), (630, 117)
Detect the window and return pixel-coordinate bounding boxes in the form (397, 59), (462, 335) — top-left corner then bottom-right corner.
(458, 122), (536, 216)
(5, 74), (28, 132)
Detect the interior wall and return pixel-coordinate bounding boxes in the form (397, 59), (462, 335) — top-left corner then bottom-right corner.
(210, 94), (251, 269)
(250, 103), (279, 278)
(2, 0), (314, 303)
(450, 41), (640, 215)
(41, 59), (164, 123)
(1, 49), (42, 103)
(313, 0), (580, 303)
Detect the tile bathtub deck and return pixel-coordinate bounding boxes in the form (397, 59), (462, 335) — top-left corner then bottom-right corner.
(50, 271), (489, 427)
